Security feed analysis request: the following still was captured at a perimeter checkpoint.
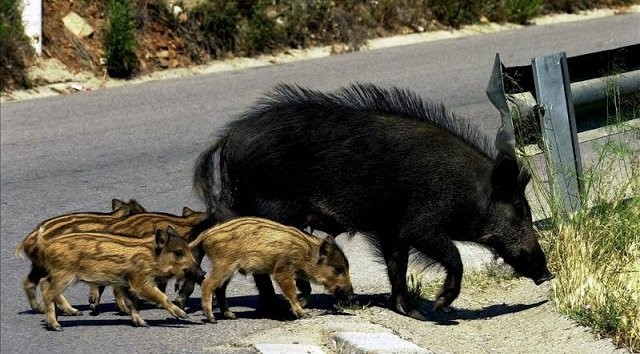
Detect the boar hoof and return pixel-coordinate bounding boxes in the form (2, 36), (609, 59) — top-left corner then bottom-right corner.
(204, 316), (218, 324)
(433, 296), (451, 312)
(89, 307), (100, 316)
(223, 311), (237, 320)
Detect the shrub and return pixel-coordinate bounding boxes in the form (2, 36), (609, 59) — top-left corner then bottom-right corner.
(0, 0), (34, 91)
(104, 0), (138, 78)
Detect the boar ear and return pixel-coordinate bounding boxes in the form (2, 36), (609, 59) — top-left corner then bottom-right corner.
(182, 207), (194, 216)
(155, 228), (169, 252)
(318, 235), (336, 263)
(491, 152), (521, 199)
(112, 198), (125, 211)
(128, 199), (146, 214)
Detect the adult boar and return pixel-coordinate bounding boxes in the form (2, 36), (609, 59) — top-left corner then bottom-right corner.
(193, 83), (554, 320)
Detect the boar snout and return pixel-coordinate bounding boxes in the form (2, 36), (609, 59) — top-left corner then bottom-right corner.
(184, 265), (206, 284)
(333, 285), (354, 302)
(534, 271), (555, 285)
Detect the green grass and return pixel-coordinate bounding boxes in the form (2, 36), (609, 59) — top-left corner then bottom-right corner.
(104, 0), (139, 78)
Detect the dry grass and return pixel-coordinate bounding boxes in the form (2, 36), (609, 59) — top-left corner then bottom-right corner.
(531, 114), (640, 350)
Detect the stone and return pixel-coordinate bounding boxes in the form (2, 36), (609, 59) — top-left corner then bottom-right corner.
(62, 12), (94, 38)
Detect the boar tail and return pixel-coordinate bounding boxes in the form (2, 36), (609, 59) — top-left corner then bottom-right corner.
(14, 238), (26, 260)
(187, 232), (206, 249)
(14, 226), (44, 260)
(193, 137), (225, 212)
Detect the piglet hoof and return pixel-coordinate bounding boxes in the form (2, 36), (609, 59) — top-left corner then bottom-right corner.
(297, 295), (309, 308)
(131, 318), (149, 328)
(223, 311), (237, 320)
(204, 316), (218, 324)
(31, 303), (45, 314)
(89, 308), (100, 316)
(168, 306), (187, 319)
(173, 297), (186, 310)
(65, 309), (83, 316)
(47, 323), (63, 332)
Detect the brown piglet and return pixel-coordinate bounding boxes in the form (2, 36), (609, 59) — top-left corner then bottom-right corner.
(14, 199), (146, 315)
(189, 217), (354, 323)
(33, 226), (201, 331)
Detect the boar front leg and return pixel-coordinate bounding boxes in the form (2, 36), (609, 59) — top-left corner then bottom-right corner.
(273, 265), (306, 319)
(381, 239), (427, 320)
(410, 231), (463, 311)
(128, 279), (187, 320)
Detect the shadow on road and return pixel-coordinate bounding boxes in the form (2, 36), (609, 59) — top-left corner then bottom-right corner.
(348, 293), (549, 325)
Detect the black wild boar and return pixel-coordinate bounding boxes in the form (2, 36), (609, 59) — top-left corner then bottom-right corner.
(15, 199), (146, 314)
(193, 83), (554, 320)
(188, 217), (353, 322)
(31, 227), (200, 331)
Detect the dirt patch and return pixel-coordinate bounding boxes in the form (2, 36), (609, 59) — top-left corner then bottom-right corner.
(42, 0), (195, 77)
(355, 279), (627, 353)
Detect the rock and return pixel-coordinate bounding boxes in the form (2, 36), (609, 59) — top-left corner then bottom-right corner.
(62, 12), (95, 38)
(27, 58), (92, 85)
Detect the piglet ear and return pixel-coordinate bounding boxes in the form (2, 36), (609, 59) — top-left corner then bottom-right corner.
(128, 199), (146, 213)
(182, 207), (194, 216)
(155, 228), (169, 251)
(112, 198), (125, 211)
(318, 235), (336, 263)
(491, 151), (520, 199)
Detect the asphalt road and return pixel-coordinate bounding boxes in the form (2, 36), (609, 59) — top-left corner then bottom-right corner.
(2, 13), (638, 353)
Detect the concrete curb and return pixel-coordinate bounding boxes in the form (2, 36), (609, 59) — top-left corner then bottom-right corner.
(331, 332), (433, 354)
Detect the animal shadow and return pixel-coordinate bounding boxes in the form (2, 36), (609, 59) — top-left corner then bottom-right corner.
(350, 293), (549, 325)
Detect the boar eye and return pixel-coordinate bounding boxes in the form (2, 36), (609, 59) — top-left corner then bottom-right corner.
(334, 265), (345, 275)
(173, 250), (184, 259)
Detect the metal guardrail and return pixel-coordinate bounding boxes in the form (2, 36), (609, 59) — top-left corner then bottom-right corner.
(486, 43), (640, 216)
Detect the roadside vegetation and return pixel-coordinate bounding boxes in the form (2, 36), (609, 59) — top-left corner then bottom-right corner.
(524, 76), (639, 350)
(532, 111), (639, 350)
(2, 0), (638, 91)
(1, 0), (34, 91)
(410, 73), (639, 350)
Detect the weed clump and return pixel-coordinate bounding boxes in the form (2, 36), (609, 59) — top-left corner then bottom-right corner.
(104, 0), (138, 78)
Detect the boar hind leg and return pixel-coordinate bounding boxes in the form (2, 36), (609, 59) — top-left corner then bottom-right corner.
(119, 287), (147, 327)
(24, 265), (47, 313)
(88, 285), (106, 315)
(216, 279), (236, 320)
(113, 286), (134, 314)
(411, 233), (462, 311)
(40, 274), (75, 331)
(382, 240), (426, 320)
(201, 268), (235, 323)
(129, 280), (187, 320)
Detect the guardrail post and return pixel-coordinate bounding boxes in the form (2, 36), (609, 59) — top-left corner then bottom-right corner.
(532, 52), (583, 215)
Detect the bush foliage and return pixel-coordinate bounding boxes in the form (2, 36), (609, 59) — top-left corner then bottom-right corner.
(104, 0), (139, 78)
(2, 0), (637, 85)
(1, 0), (34, 90)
